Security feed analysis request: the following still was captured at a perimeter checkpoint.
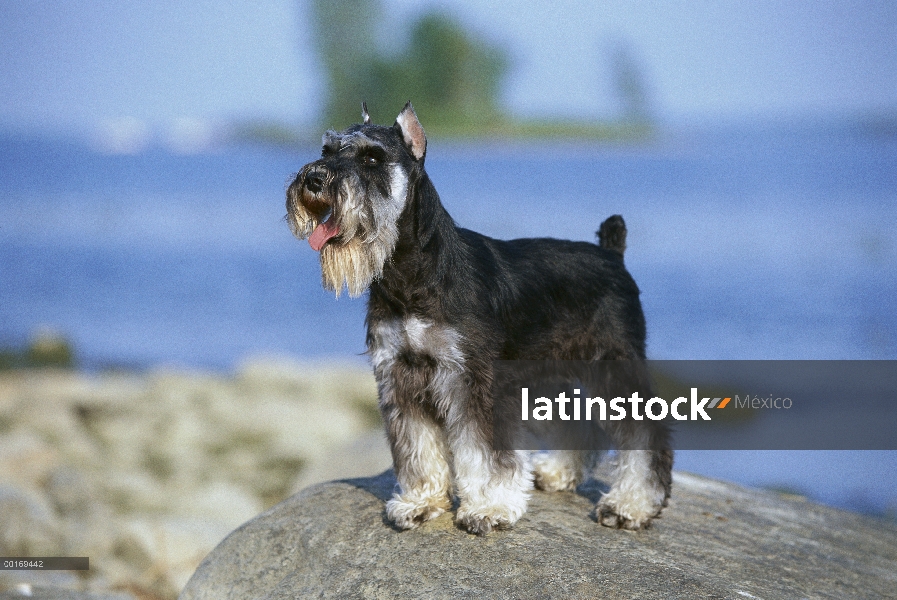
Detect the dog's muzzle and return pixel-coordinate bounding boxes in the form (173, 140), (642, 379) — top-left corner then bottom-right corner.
(289, 165), (341, 251)
(303, 170), (324, 194)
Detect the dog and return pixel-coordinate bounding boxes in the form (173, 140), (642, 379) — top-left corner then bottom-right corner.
(286, 102), (672, 535)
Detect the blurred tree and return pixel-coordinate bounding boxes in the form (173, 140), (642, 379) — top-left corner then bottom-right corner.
(311, 0), (380, 126)
(609, 41), (653, 125)
(311, 0), (508, 133)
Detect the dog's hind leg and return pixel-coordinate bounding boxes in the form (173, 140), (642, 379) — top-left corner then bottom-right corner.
(531, 450), (585, 492)
(595, 420), (673, 530)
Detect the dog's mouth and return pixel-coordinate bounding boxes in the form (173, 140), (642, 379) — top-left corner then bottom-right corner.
(309, 209), (339, 252)
(296, 168), (341, 251)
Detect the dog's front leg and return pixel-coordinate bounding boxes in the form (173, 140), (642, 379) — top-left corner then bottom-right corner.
(447, 404), (532, 535)
(381, 398), (453, 530)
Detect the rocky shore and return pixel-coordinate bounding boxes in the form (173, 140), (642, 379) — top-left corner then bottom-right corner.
(3, 361), (896, 599)
(0, 360), (387, 599)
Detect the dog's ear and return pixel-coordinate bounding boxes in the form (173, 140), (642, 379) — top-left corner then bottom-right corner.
(395, 102), (426, 161)
(361, 101), (371, 125)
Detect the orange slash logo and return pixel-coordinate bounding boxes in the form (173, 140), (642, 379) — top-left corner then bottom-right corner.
(707, 397), (731, 409)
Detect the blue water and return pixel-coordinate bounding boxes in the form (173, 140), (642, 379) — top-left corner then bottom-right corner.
(1, 121), (896, 515)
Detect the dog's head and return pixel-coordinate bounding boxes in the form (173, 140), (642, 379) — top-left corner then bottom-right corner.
(286, 102), (427, 297)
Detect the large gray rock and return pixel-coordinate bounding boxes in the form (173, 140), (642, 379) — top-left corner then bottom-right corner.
(180, 469), (897, 599)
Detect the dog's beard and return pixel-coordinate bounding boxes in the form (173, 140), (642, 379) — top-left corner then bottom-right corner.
(286, 200), (315, 240)
(286, 168), (322, 240)
(317, 166), (407, 298)
(320, 235), (392, 297)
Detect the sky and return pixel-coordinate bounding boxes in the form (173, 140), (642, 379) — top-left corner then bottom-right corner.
(0, 0), (895, 135)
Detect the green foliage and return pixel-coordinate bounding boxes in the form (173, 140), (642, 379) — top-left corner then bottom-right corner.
(312, 0), (508, 133)
(0, 329), (76, 370)
(609, 42), (652, 125)
(0, 349), (19, 370)
(312, 0), (379, 127)
(230, 120), (305, 147)
(299, 1), (657, 141)
(27, 329), (75, 368)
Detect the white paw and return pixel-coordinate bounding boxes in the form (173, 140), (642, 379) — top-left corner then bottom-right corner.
(455, 501), (524, 536)
(385, 494), (450, 530)
(595, 489), (664, 530)
(531, 453), (580, 492)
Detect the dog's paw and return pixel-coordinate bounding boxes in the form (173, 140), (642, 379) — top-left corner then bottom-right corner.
(533, 469), (578, 492)
(594, 495), (662, 530)
(532, 461), (579, 492)
(531, 451), (582, 492)
(386, 494), (450, 530)
(455, 502), (524, 536)
(455, 509), (514, 535)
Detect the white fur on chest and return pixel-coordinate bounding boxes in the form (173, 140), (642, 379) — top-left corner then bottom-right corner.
(369, 316), (466, 415)
(369, 316), (465, 370)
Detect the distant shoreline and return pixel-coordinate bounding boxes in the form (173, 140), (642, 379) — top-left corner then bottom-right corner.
(230, 117), (656, 149)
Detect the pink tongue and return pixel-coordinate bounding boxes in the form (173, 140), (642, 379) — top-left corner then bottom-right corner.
(308, 218), (339, 251)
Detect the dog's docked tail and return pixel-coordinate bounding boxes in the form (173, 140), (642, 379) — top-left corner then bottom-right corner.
(597, 214), (627, 257)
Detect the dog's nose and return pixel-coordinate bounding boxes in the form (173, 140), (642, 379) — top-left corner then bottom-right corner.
(305, 172), (324, 194)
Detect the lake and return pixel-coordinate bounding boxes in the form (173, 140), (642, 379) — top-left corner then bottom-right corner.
(1, 120), (895, 515)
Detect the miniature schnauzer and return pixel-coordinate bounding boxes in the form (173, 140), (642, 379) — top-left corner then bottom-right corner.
(286, 102), (673, 535)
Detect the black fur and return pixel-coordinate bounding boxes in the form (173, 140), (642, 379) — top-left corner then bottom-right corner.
(597, 214), (627, 256)
(288, 104), (672, 533)
(367, 171), (647, 363)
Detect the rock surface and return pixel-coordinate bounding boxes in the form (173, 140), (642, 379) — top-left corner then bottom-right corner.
(181, 468), (897, 600)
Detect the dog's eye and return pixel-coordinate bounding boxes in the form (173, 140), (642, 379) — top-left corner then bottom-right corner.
(362, 154), (379, 167)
